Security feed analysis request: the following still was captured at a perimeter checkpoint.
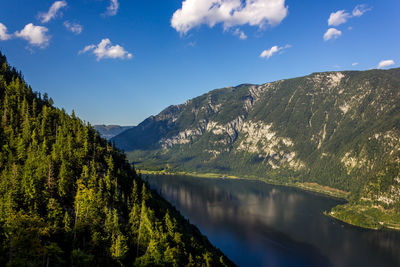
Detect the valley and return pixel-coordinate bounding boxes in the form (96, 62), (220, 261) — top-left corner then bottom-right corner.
(93, 125), (134, 140)
(2, 0), (399, 266)
(112, 69), (400, 230)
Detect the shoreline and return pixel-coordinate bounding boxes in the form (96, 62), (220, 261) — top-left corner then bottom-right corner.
(326, 203), (400, 231)
(137, 169), (350, 200)
(138, 169), (400, 231)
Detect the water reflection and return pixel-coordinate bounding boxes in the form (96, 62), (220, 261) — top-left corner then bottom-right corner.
(148, 175), (400, 267)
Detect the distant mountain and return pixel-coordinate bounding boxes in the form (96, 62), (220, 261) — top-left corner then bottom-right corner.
(112, 68), (400, 230)
(93, 124), (133, 139)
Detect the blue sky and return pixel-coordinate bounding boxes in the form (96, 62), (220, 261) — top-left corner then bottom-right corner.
(0, 0), (399, 125)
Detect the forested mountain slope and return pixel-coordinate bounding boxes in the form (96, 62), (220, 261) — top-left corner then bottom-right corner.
(0, 53), (232, 266)
(113, 69), (400, 229)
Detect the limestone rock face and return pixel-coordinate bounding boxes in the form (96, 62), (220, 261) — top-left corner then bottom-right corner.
(112, 68), (400, 207)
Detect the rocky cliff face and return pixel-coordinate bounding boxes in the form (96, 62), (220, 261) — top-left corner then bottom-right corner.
(112, 68), (400, 209)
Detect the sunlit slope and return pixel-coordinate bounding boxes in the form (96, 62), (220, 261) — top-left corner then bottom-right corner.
(113, 68), (400, 228)
(0, 53), (233, 266)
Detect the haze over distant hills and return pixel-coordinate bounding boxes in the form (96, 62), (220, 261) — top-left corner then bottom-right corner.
(93, 125), (134, 140)
(112, 68), (400, 229)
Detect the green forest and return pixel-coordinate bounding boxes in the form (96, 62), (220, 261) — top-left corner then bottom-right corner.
(112, 67), (400, 230)
(0, 53), (233, 266)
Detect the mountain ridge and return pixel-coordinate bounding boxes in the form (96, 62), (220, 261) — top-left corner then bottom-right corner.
(93, 124), (134, 140)
(113, 67), (400, 229)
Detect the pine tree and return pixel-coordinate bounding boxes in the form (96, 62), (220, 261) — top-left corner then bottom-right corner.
(0, 52), (232, 266)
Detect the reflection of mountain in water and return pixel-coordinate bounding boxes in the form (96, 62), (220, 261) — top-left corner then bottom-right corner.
(148, 175), (400, 267)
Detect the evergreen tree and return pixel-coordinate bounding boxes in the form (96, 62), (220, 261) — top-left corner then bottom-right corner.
(0, 53), (233, 266)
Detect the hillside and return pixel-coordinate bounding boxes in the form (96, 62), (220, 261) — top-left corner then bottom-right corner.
(0, 53), (233, 266)
(113, 69), (400, 229)
(93, 125), (134, 140)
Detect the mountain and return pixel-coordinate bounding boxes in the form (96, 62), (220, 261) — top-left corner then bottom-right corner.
(112, 68), (400, 230)
(0, 53), (233, 266)
(93, 125), (134, 140)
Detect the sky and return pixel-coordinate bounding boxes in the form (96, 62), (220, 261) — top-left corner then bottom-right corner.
(0, 0), (399, 125)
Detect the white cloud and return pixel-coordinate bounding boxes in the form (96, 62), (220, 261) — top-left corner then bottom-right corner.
(260, 46), (279, 59)
(0, 23), (11, 40)
(352, 62), (359, 66)
(352, 4), (371, 17)
(79, 44), (96, 54)
(15, 23), (50, 47)
(327, 5), (371, 26)
(233, 28), (247, 40)
(328, 10), (351, 26)
(171, 0), (288, 35)
(64, 21), (83, 34)
(323, 28), (342, 41)
(377, 59), (394, 69)
(38, 1), (67, 23)
(79, 38), (132, 61)
(260, 44), (290, 59)
(104, 0), (119, 16)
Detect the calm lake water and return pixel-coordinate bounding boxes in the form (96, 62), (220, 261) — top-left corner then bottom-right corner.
(147, 175), (400, 267)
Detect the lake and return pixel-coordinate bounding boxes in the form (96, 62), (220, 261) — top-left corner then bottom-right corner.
(147, 174), (400, 267)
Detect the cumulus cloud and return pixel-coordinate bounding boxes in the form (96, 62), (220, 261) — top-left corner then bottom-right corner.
(233, 28), (247, 40)
(79, 44), (96, 54)
(352, 4), (371, 17)
(324, 5), (371, 41)
(323, 28), (342, 41)
(352, 62), (359, 66)
(38, 1), (67, 23)
(377, 59), (394, 69)
(79, 38), (132, 61)
(171, 0), (288, 35)
(63, 21), (83, 34)
(15, 23), (50, 47)
(103, 0), (119, 16)
(328, 10), (351, 26)
(0, 23), (12, 40)
(260, 44), (290, 59)
(327, 4), (371, 26)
